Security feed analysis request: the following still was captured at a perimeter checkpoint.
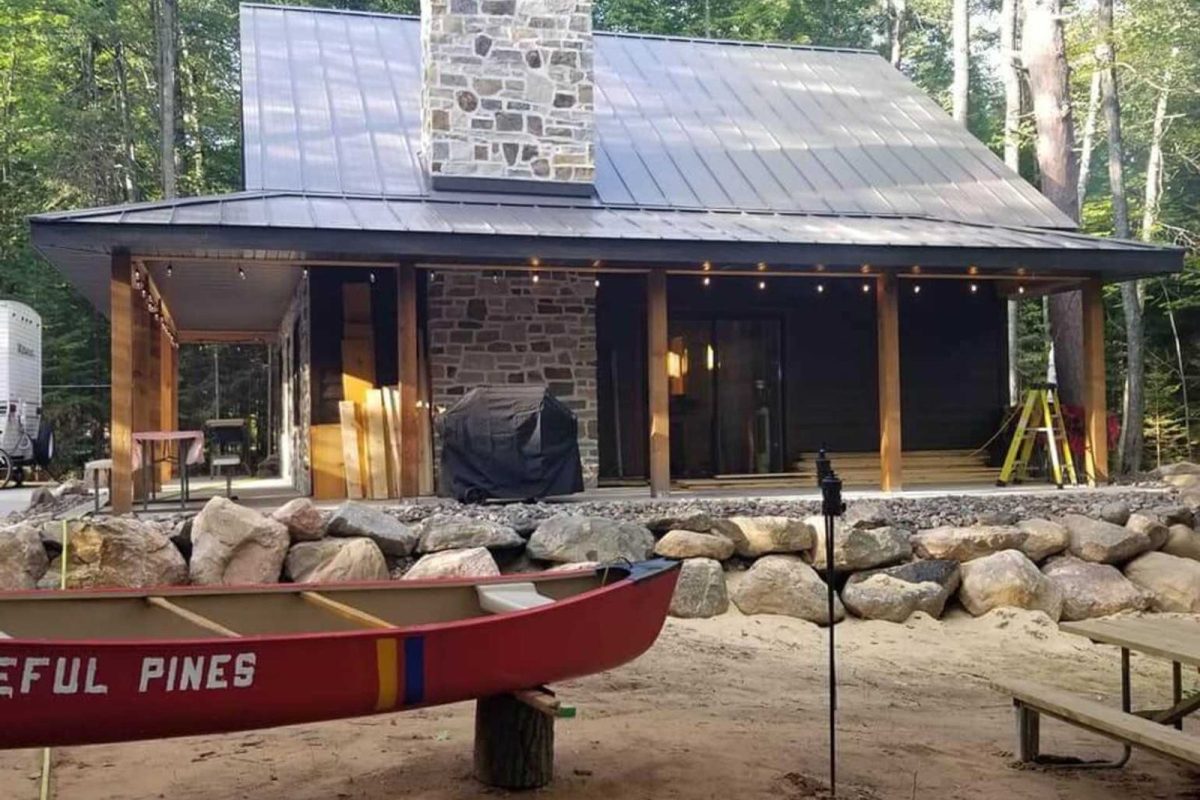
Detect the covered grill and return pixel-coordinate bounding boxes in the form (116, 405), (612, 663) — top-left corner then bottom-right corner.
(438, 386), (584, 503)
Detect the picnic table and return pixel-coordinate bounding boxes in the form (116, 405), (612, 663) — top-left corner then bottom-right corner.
(996, 616), (1200, 770)
(132, 430), (205, 510)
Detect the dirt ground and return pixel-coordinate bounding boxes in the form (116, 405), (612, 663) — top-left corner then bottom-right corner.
(3, 606), (1199, 800)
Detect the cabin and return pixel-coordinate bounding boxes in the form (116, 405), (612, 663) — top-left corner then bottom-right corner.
(29, 2), (1182, 512)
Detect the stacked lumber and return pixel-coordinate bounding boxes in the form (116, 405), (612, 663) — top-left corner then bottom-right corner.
(337, 387), (408, 499)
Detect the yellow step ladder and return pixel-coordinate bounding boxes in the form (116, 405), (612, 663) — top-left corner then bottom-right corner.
(997, 383), (1078, 488)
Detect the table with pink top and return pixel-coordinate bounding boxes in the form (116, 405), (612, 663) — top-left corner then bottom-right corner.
(132, 430), (205, 509)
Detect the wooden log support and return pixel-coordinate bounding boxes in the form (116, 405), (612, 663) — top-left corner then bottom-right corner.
(647, 270), (670, 497)
(1082, 278), (1109, 485)
(110, 251), (135, 514)
(1015, 701), (1041, 762)
(397, 265), (420, 497)
(474, 693), (554, 790)
(876, 272), (903, 492)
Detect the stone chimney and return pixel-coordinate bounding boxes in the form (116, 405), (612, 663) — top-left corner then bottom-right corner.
(420, 0), (595, 192)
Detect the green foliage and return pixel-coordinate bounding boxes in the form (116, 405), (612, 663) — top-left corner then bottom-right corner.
(0, 0), (1198, 476)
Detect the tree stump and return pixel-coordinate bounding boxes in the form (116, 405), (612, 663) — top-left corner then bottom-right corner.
(473, 693), (554, 789)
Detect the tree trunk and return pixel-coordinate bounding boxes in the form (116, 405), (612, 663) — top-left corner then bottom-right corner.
(474, 695), (554, 789)
(1077, 69), (1101, 217)
(889, 0), (906, 69)
(1144, 60), (1187, 458)
(1095, 0), (1139, 472)
(156, 0), (178, 199)
(1001, 0), (1020, 403)
(1022, 0), (1083, 405)
(179, 35), (204, 191)
(951, 0), (969, 124)
(114, 41), (140, 203)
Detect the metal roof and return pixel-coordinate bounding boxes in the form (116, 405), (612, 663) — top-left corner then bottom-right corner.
(31, 191), (1181, 324)
(239, 4), (1073, 229)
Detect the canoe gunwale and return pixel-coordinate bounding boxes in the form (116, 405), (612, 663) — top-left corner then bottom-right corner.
(0, 559), (681, 647)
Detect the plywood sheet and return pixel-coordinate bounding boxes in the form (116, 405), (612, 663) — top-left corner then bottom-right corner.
(310, 423), (346, 500)
(338, 401), (365, 499)
(383, 386), (403, 498)
(365, 389), (389, 499)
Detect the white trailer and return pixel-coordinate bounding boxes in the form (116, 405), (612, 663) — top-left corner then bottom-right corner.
(0, 299), (52, 487)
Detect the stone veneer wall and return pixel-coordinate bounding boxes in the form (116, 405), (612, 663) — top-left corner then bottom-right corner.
(427, 270), (598, 486)
(420, 0), (595, 183)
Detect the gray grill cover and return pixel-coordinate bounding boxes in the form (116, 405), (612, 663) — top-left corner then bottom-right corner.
(438, 387), (584, 502)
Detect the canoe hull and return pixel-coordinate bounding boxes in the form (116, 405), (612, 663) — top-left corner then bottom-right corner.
(0, 561), (679, 749)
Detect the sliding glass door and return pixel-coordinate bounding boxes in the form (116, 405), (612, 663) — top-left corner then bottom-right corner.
(668, 317), (783, 477)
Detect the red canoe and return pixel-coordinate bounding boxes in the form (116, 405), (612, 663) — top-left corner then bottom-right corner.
(0, 559), (679, 749)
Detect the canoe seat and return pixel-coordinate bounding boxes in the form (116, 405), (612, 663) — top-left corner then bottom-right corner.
(477, 583), (555, 614)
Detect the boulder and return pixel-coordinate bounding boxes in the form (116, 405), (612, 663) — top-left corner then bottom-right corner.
(417, 515), (524, 553)
(958, 550), (1062, 620)
(1098, 502), (1131, 526)
(807, 523), (911, 572)
(190, 496), (290, 585)
(669, 558), (729, 618)
(401, 547), (500, 580)
(285, 538), (389, 584)
(170, 518), (193, 560)
(526, 516), (654, 563)
(1156, 462), (1200, 478)
(843, 575), (946, 623)
(975, 510), (1019, 526)
(1163, 525), (1200, 561)
(842, 559), (961, 622)
(654, 530), (735, 561)
(0, 524), (50, 590)
(1016, 519), (1070, 562)
(1062, 514), (1153, 564)
(1165, 473), (1200, 492)
(325, 502), (418, 557)
(725, 516), (815, 558)
(545, 561), (601, 573)
(1042, 555), (1150, 620)
(1152, 505), (1195, 528)
(1124, 551), (1200, 612)
(271, 498), (325, 542)
(843, 502), (894, 530)
(64, 517), (187, 589)
(910, 526), (1027, 562)
(643, 512), (715, 535)
(50, 479), (88, 499)
(26, 487), (54, 510)
(1127, 513), (1170, 551)
(730, 555), (844, 625)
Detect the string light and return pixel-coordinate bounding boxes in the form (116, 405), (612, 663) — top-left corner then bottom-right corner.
(968, 265), (979, 276)
(1017, 285), (1026, 294)
(530, 257), (541, 267)
(862, 283), (871, 293)
(816, 284), (825, 293)
(238, 267), (246, 280)
(757, 280), (766, 290)
(860, 264), (872, 274)
(594, 278), (600, 288)
(970, 283), (978, 293)
(369, 272), (376, 284)
(302, 267), (308, 279)
(702, 276), (711, 287)
(913, 284), (921, 294)
(815, 264), (826, 272)
(702, 261), (712, 271)
(531, 273), (540, 284)
(166, 263), (173, 277)
(911, 265), (922, 274)
(757, 262), (767, 272)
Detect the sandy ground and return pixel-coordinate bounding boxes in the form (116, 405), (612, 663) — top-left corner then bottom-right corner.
(3, 606), (1199, 800)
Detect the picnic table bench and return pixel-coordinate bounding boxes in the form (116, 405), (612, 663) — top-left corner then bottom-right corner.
(994, 616), (1200, 769)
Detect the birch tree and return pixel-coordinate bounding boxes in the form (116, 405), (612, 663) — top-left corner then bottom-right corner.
(951, 0), (969, 123)
(1000, 0), (1020, 403)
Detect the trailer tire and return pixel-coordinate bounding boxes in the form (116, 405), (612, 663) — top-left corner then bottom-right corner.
(33, 420), (54, 467)
(0, 450), (10, 490)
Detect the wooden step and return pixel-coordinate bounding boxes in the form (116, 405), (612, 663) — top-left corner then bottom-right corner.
(996, 678), (1200, 767)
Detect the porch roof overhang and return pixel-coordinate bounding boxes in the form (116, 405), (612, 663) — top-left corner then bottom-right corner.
(31, 190), (1185, 329)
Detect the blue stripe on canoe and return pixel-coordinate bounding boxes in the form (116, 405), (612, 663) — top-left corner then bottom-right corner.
(404, 636), (425, 705)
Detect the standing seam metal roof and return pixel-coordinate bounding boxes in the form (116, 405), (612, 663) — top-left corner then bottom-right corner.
(238, 3), (1075, 230)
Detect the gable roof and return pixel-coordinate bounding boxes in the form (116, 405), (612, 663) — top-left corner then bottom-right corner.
(239, 3), (1074, 230)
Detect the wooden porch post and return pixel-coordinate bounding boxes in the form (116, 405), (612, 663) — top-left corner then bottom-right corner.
(647, 270), (670, 497)
(110, 251), (134, 513)
(1082, 278), (1109, 484)
(397, 264), (420, 497)
(158, 326), (176, 484)
(877, 272), (903, 492)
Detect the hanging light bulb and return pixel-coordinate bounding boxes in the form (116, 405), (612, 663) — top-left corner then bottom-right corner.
(970, 283), (978, 294)
(369, 272), (376, 284)
(757, 280), (766, 290)
(531, 273), (540, 284)
(862, 283), (870, 293)
(166, 263), (173, 277)
(702, 276), (711, 287)
(238, 267), (246, 280)
(1017, 285), (1026, 295)
(913, 284), (921, 294)
(816, 284), (825, 294)
(594, 278), (600, 288)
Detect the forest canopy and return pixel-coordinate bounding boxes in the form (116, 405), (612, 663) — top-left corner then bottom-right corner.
(1, 0), (1197, 472)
